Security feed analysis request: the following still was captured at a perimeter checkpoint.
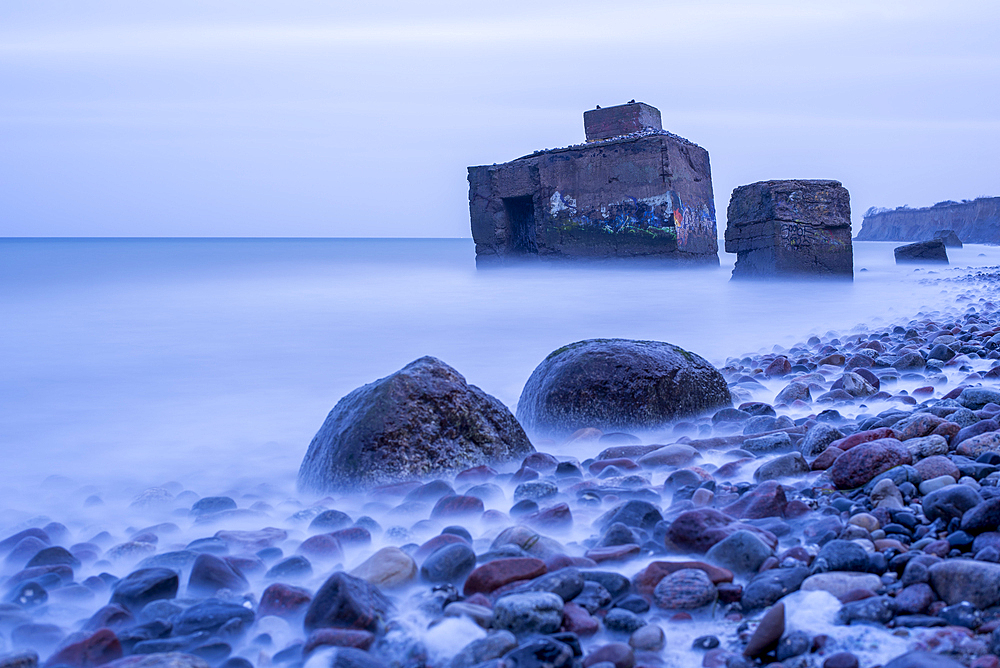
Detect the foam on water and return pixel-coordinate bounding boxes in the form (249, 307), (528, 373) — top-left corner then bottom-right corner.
(782, 590), (909, 665)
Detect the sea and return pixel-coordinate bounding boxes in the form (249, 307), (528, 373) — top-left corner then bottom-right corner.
(1, 237), (998, 666)
(3, 238), (997, 489)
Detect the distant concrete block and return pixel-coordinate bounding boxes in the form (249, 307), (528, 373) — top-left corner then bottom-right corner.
(583, 102), (662, 142)
(934, 230), (963, 248)
(724, 180), (853, 279)
(895, 239), (949, 264)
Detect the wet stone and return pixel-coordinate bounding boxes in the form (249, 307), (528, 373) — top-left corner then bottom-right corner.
(603, 608), (646, 633)
(503, 637), (574, 668)
(883, 651), (966, 668)
(938, 601), (980, 629)
(582, 571), (630, 600)
(513, 481), (558, 502)
(801, 424), (844, 457)
(265, 555), (312, 580)
(173, 599), (255, 636)
(492, 592), (564, 634)
(85, 603), (133, 631)
(584, 545), (640, 563)
(928, 559), (1000, 609)
(741, 432), (793, 454)
(349, 547), (416, 589)
(0, 653), (38, 668)
(743, 602), (784, 659)
(598, 500), (663, 532)
(837, 595), (895, 625)
(303, 629), (375, 655)
(4, 538), (48, 569)
(573, 580), (612, 613)
(47, 628), (123, 668)
(110, 568), (179, 612)
(448, 631), (518, 668)
(627, 624), (664, 651)
(561, 602), (599, 636)
(753, 453), (810, 482)
(464, 558), (547, 596)
(188, 554), (248, 595)
(309, 510), (353, 532)
(923, 484), (983, 523)
(519, 567), (585, 602)
(420, 542), (477, 584)
(259, 583), (312, 618)
(191, 497), (237, 516)
(139, 599), (182, 622)
(830, 439), (912, 489)
(742, 567), (809, 610)
(776, 630), (811, 661)
(133, 632), (211, 655)
(431, 495), (485, 519)
(704, 530), (773, 575)
(652, 568), (717, 610)
(812, 540), (869, 573)
(303, 572), (392, 633)
(24, 546), (78, 569)
(582, 642), (633, 668)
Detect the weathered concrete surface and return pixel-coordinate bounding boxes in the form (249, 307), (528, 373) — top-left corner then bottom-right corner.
(469, 104), (718, 266)
(934, 229), (963, 248)
(857, 197), (1000, 243)
(298, 357), (534, 491)
(894, 239), (949, 264)
(724, 180), (853, 279)
(584, 102), (662, 142)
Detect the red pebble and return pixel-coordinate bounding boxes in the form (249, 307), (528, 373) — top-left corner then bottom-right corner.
(46, 628), (122, 668)
(259, 583), (312, 617)
(463, 557), (547, 596)
(561, 602), (599, 636)
(972, 656), (1000, 668)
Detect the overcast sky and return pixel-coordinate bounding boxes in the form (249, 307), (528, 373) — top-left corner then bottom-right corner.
(2, 0), (998, 237)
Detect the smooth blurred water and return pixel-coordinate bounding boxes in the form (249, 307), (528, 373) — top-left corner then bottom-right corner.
(2, 237), (999, 492)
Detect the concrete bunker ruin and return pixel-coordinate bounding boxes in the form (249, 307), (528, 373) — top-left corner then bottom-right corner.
(725, 180), (854, 279)
(468, 102), (719, 267)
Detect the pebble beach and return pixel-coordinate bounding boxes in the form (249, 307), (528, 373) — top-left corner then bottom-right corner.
(5, 256), (1000, 668)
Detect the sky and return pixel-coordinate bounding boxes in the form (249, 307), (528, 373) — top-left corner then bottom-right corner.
(2, 0), (998, 238)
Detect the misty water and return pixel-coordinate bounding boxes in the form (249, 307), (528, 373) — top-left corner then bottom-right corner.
(3, 237), (1000, 666)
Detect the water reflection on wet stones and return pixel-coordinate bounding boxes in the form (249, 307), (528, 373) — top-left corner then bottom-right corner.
(9, 276), (1000, 668)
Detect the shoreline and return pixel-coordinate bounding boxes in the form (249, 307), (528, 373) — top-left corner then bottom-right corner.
(4, 265), (1000, 668)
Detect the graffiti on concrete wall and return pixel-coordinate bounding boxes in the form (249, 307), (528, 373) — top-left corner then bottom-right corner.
(546, 190), (716, 251)
(547, 190), (679, 240)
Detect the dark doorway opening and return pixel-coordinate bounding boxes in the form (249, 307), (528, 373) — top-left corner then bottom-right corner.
(503, 196), (537, 254)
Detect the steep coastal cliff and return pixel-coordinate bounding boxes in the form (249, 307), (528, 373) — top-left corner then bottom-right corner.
(856, 197), (1000, 243)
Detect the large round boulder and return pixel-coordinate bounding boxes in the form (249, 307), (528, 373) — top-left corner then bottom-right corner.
(516, 339), (731, 437)
(298, 357), (534, 491)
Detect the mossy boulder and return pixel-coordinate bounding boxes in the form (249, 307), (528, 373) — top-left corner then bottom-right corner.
(298, 357), (533, 491)
(516, 339), (731, 437)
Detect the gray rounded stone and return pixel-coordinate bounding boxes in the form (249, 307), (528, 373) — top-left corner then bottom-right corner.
(492, 592), (564, 634)
(705, 530), (773, 575)
(298, 357), (534, 491)
(516, 339), (732, 437)
(652, 568), (717, 610)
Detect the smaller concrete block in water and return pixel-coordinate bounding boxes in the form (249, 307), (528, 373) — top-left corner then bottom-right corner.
(894, 239), (948, 264)
(725, 179), (853, 279)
